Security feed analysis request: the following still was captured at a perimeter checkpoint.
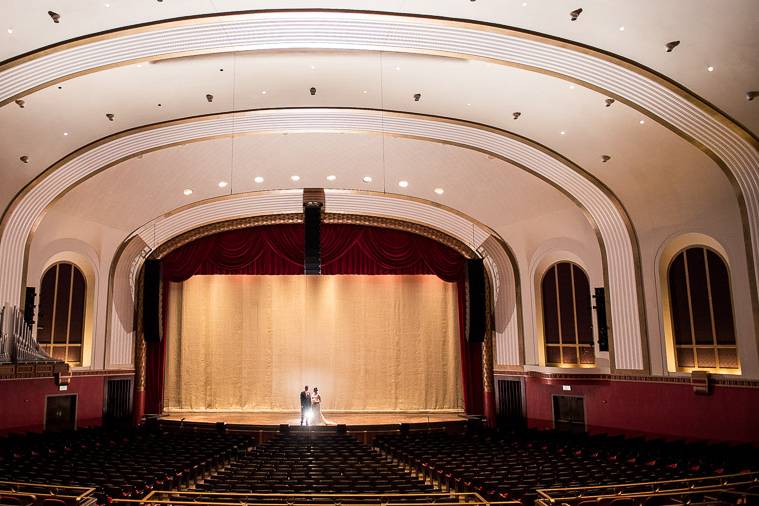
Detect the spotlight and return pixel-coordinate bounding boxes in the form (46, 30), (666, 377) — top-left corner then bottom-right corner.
(206, 94), (214, 102)
(254, 176), (264, 183)
(601, 155), (611, 163)
(20, 155), (29, 163)
(105, 113), (115, 121)
(570, 8), (583, 21)
(15, 99), (25, 108)
(183, 189), (193, 196)
(665, 40), (680, 53)
(363, 176), (373, 183)
(604, 98), (615, 107)
(310, 87), (317, 96)
(747, 91), (759, 101)
(413, 93), (421, 102)
(513, 112), (521, 120)
(48, 11), (61, 23)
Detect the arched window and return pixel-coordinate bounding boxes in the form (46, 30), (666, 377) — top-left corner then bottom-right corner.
(668, 247), (738, 370)
(36, 262), (87, 366)
(541, 262), (595, 366)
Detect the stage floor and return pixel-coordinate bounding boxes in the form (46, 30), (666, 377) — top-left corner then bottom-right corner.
(161, 411), (466, 427)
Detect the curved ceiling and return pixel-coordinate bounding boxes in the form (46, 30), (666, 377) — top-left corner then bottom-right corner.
(1, 2), (757, 371)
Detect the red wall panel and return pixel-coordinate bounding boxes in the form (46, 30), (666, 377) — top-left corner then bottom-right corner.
(524, 376), (759, 443)
(0, 375), (105, 433)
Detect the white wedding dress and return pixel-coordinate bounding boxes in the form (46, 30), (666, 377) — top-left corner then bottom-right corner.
(310, 393), (331, 425)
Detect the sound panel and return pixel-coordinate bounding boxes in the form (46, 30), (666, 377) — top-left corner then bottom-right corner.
(23, 286), (36, 326)
(143, 259), (162, 342)
(467, 258), (486, 343)
(593, 287), (609, 351)
(304, 204), (322, 275)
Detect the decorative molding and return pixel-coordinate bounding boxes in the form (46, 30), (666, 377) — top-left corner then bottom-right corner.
(494, 370), (759, 389)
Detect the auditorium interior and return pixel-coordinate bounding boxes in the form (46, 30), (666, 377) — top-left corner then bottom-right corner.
(0, 2), (758, 506)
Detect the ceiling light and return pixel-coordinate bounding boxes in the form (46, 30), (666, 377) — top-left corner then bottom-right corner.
(326, 175), (337, 181)
(105, 113), (115, 121)
(218, 181), (228, 188)
(618, 26), (625, 31)
(707, 65), (714, 72)
(398, 180), (409, 188)
(665, 40), (680, 53)
(7, 28), (13, 34)
(206, 94), (214, 102)
(291, 175), (300, 181)
(363, 176), (373, 183)
(522, 2), (527, 6)
(310, 87), (317, 96)
(605, 98), (615, 107)
(513, 111), (521, 120)
(362, 90), (368, 94)
(20, 155), (29, 164)
(104, 3), (110, 6)
(48, 11), (61, 23)
(434, 188), (444, 195)
(601, 155), (611, 163)
(466, 103), (471, 106)
(568, 85), (575, 89)
(569, 8), (583, 21)
(136, 64), (142, 68)
(413, 93), (421, 101)
(14, 99), (24, 108)
(261, 90), (267, 95)
(63, 132), (69, 136)
(747, 91), (759, 101)
(183, 189), (193, 196)
(254, 176), (264, 183)
(639, 119), (645, 124)
(560, 131), (566, 135)
(395, 66), (401, 71)
(310, 64), (316, 70)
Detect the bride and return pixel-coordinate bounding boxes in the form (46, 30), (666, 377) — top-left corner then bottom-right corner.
(311, 387), (332, 426)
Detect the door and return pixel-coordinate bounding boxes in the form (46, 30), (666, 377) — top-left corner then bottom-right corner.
(45, 394), (77, 432)
(552, 395), (585, 432)
(496, 378), (526, 428)
(104, 377), (133, 427)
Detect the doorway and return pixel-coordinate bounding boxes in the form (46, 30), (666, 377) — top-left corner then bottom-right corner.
(496, 378), (526, 428)
(552, 395), (585, 432)
(45, 394), (77, 432)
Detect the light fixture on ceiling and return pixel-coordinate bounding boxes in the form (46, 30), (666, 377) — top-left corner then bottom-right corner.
(254, 176), (264, 183)
(560, 131), (566, 135)
(48, 11), (61, 23)
(570, 8), (583, 21)
(106, 113), (115, 121)
(619, 26), (625, 31)
(20, 155), (29, 164)
(136, 64), (142, 68)
(413, 93), (421, 102)
(362, 90), (368, 94)
(291, 175), (301, 182)
(310, 64), (316, 70)
(7, 28), (13, 34)
(604, 98), (615, 107)
(434, 188), (444, 195)
(206, 94), (214, 102)
(568, 85), (575, 90)
(395, 66), (401, 71)
(398, 180), (409, 188)
(63, 132), (69, 136)
(183, 189), (193, 196)
(522, 2), (527, 6)
(261, 90), (267, 95)
(310, 87), (317, 96)
(466, 102), (471, 106)
(104, 2), (110, 6)
(218, 181), (228, 188)
(601, 155), (611, 163)
(363, 176), (373, 183)
(513, 112), (521, 120)
(326, 175), (337, 181)
(639, 119), (645, 124)
(14, 99), (24, 108)
(747, 91), (759, 101)
(707, 65), (714, 72)
(665, 40), (681, 53)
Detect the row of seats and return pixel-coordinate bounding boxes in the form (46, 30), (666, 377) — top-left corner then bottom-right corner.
(0, 425), (253, 502)
(374, 429), (758, 504)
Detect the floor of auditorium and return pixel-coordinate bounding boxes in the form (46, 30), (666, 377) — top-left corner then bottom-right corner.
(161, 411), (465, 427)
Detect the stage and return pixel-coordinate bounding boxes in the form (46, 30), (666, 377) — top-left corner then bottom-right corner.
(161, 411), (467, 428)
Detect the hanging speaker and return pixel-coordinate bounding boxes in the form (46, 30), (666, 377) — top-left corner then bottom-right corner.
(143, 259), (162, 342)
(593, 287), (609, 352)
(467, 258), (486, 343)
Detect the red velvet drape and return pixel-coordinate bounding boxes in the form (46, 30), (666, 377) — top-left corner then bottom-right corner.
(142, 223), (484, 417)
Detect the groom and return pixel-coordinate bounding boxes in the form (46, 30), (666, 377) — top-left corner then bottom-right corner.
(300, 385), (312, 426)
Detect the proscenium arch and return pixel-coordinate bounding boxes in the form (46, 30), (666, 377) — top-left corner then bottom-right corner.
(1, 9), (758, 335)
(6, 108), (645, 370)
(104, 191), (523, 370)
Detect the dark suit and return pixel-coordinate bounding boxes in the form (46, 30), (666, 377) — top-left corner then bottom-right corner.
(300, 390), (312, 426)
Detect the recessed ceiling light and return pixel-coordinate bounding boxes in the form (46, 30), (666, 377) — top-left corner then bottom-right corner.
(395, 66), (401, 71)
(363, 176), (373, 183)
(136, 64), (142, 68)
(7, 28), (13, 34)
(183, 189), (193, 196)
(218, 181), (228, 188)
(326, 175), (337, 181)
(568, 85), (575, 90)
(362, 90), (368, 94)
(639, 119), (645, 124)
(466, 103), (471, 106)
(104, 3), (110, 6)
(434, 188), (444, 195)
(63, 132), (69, 136)
(291, 175), (300, 181)
(560, 131), (566, 135)
(310, 64), (316, 70)
(707, 65), (714, 72)
(398, 180), (409, 188)
(619, 26), (625, 31)
(521, 2), (527, 6)
(254, 176), (264, 183)
(261, 90), (267, 95)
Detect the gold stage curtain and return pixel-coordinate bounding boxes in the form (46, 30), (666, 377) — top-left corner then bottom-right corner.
(164, 275), (463, 412)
